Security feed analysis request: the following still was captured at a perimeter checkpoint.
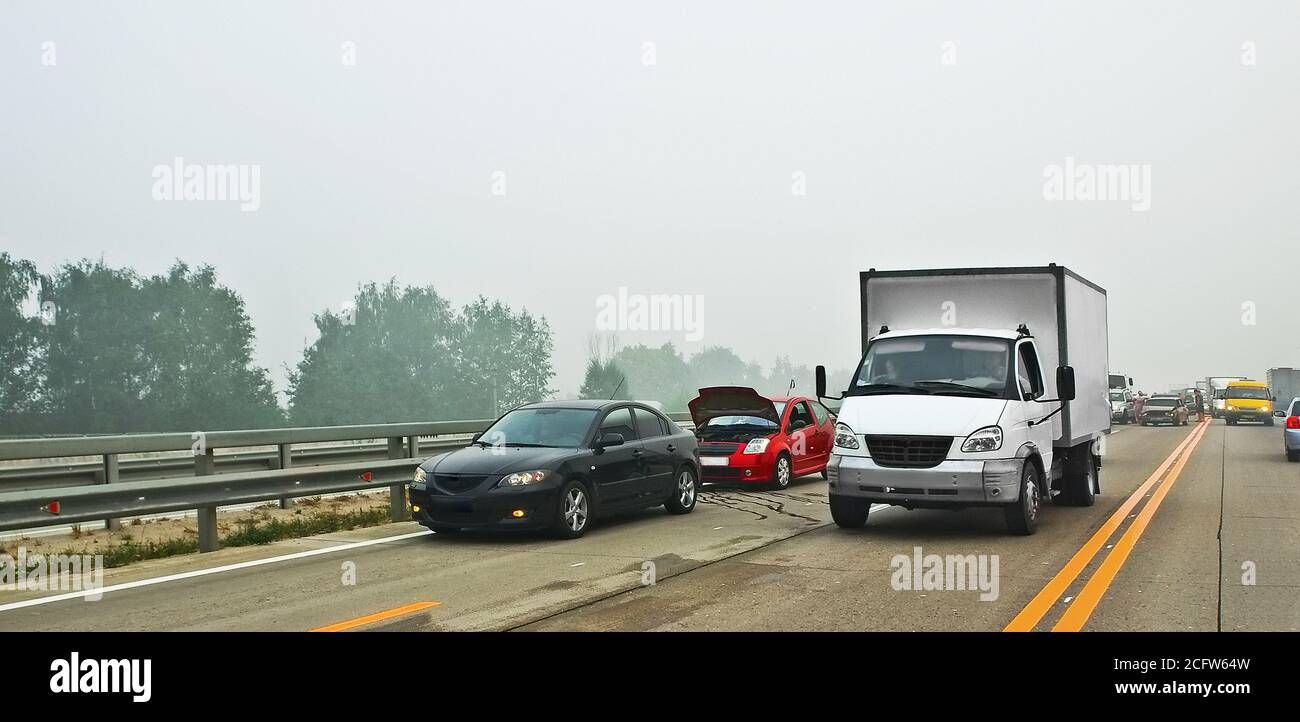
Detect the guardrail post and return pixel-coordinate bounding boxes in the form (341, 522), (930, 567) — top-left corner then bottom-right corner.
(407, 435), (420, 458)
(102, 453), (121, 532)
(387, 437), (410, 522)
(195, 447), (218, 552)
(277, 443), (293, 509)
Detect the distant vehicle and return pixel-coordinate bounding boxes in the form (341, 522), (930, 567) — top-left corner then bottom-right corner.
(1224, 380), (1275, 426)
(1283, 398), (1300, 462)
(1109, 389), (1135, 424)
(690, 387), (836, 489)
(1140, 395), (1189, 426)
(1109, 373), (1134, 391)
(408, 400), (699, 538)
(815, 264), (1108, 536)
(1266, 368), (1300, 412)
(1207, 376), (1248, 418)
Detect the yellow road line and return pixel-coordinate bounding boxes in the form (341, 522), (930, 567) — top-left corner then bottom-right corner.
(1003, 419), (1210, 632)
(310, 601), (441, 632)
(1052, 419), (1211, 631)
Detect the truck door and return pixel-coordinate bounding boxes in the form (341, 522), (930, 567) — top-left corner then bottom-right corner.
(1014, 340), (1055, 476)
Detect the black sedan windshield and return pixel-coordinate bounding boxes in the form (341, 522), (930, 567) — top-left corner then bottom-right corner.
(478, 408), (597, 448)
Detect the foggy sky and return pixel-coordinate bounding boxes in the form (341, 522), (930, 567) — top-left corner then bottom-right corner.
(3, 1), (1298, 405)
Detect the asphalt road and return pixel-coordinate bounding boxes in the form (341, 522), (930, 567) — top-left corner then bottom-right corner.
(1, 419), (1294, 632)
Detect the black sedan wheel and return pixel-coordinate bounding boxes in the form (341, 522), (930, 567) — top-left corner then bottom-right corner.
(665, 467), (697, 514)
(552, 480), (591, 539)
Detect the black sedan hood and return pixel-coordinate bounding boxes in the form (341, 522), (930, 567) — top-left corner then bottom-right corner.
(421, 445), (580, 475)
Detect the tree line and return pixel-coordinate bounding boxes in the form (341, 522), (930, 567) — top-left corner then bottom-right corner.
(579, 339), (855, 410)
(0, 253), (555, 435)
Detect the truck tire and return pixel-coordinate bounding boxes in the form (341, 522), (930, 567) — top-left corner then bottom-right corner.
(830, 494), (869, 528)
(1061, 444), (1097, 507)
(1003, 462), (1040, 535)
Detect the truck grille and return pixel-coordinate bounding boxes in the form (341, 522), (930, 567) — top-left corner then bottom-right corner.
(864, 436), (952, 468)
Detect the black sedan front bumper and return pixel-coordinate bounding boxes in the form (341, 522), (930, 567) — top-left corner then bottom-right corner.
(409, 484), (560, 530)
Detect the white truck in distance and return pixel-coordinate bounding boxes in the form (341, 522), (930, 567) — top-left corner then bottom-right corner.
(816, 265), (1110, 535)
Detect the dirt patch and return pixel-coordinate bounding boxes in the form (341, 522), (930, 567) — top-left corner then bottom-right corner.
(0, 490), (396, 564)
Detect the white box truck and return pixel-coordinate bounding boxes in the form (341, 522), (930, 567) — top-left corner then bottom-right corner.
(815, 264), (1109, 535)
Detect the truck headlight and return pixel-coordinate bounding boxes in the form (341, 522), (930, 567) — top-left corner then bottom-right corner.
(834, 422), (860, 450)
(499, 470), (549, 486)
(742, 438), (770, 454)
(961, 426), (1003, 453)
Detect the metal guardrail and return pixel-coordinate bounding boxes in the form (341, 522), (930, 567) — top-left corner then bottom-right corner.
(0, 413), (695, 553)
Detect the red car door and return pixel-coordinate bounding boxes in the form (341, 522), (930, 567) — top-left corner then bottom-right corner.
(809, 400), (834, 469)
(785, 400), (817, 475)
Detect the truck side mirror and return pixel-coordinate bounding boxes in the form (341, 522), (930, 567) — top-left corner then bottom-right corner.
(1057, 366), (1077, 401)
(815, 365), (827, 399)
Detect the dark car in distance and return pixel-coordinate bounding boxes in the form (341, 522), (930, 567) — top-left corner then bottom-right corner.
(1140, 395), (1189, 426)
(408, 400), (700, 538)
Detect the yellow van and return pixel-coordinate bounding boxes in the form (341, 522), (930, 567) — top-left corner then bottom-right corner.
(1224, 380), (1275, 426)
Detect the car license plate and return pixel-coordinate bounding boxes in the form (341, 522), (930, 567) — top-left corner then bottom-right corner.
(700, 456), (729, 467)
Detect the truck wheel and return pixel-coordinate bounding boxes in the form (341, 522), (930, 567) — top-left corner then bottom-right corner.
(1062, 446), (1097, 507)
(829, 495), (869, 528)
(1004, 462), (1040, 535)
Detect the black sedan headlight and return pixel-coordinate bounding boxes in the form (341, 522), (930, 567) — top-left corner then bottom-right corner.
(498, 470), (550, 487)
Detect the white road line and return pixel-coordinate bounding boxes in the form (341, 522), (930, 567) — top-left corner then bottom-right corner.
(0, 529), (433, 613)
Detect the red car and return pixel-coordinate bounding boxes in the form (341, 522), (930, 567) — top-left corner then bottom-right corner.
(689, 387), (836, 489)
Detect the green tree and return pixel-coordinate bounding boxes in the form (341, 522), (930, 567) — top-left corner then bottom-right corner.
(458, 297), (556, 417)
(0, 253), (45, 429)
(611, 342), (692, 409)
(139, 263), (283, 430)
(288, 282), (556, 424)
(579, 358), (628, 399)
(39, 260), (283, 433)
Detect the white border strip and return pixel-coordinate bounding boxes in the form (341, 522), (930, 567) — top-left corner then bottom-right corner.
(0, 529), (433, 613)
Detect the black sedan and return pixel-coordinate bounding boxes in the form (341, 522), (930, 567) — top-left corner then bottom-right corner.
(409, 400), (700, 538)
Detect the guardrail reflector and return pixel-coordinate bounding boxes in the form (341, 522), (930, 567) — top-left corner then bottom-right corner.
(42, 501), (61, 515)
(361, 471), (372, 482)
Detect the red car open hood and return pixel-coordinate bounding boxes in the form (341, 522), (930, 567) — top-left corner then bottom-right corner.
(688, 387), (780, 428)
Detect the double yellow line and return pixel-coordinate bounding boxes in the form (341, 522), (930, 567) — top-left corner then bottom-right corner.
(1004, 418), (1212, 632)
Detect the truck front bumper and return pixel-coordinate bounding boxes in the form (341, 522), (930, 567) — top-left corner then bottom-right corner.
(826, 454), (1023, 507)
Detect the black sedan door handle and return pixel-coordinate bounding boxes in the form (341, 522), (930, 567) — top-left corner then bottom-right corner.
(631, 449), (643, 456)
(666, 444), (676, 452)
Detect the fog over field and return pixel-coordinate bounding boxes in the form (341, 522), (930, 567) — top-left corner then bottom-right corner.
(3, 1), (1297, 404)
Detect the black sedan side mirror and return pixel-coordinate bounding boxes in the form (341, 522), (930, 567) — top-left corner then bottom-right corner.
(1056, 366), (1077, 401)
(596, 433), (624, 449)
(471, 432), (483, 443)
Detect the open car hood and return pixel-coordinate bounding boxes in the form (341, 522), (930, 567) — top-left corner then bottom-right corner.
(688, 386), (780, 428)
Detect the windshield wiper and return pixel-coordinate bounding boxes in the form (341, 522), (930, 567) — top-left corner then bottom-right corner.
(913, 381), (999, 398)
(843, 383), (931, 397)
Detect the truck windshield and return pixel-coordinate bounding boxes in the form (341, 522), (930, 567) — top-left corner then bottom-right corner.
(1227, 387), (1271, 401)
(851, 335), (1011, 396)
